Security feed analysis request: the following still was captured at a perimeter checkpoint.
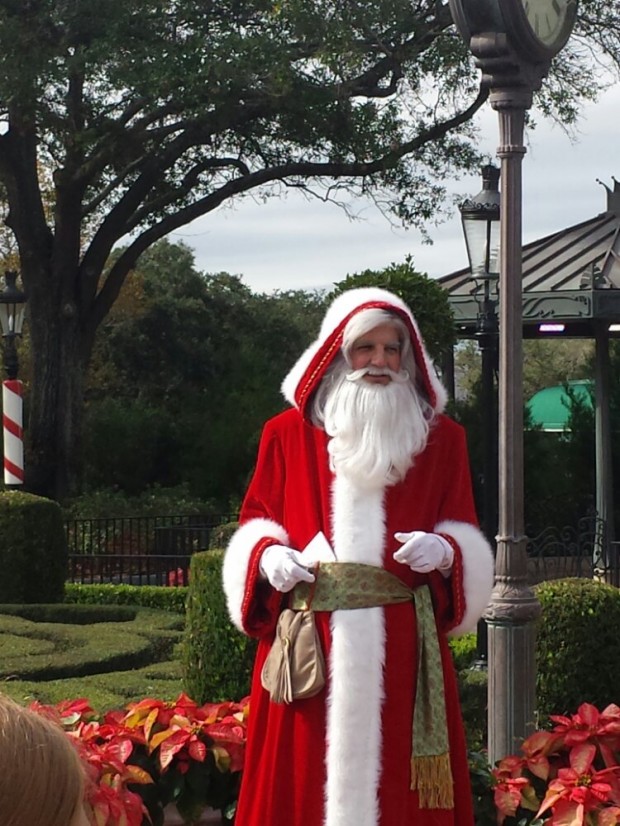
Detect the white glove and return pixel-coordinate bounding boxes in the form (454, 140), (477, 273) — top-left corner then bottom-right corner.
(258, 545), (316, 593)
(393, 531), (454, 576)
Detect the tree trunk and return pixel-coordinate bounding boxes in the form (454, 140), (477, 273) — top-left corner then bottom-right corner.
(24, 275), (90, 501)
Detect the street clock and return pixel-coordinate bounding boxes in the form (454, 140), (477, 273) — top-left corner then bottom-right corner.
(449, 0), (578, 63)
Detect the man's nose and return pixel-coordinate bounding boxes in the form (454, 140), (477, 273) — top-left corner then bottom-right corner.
(371, 348), (387, 367)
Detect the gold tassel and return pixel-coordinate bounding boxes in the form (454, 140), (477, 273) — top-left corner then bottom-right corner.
(410, 753), (454, 810)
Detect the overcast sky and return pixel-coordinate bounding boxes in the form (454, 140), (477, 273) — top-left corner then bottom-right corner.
(169, 84), (620, 295)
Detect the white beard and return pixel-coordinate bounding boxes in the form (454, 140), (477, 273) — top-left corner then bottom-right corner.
(322, 368), (431, 490)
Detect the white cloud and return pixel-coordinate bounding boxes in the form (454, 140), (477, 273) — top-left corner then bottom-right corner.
(169, 86), (620, 294)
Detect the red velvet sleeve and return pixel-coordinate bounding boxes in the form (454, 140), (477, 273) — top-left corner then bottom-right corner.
(234, 420), (289, 637)
(431, 422), (489, 635)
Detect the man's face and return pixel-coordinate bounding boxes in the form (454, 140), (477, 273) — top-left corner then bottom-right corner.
(349, 323), (402, 385)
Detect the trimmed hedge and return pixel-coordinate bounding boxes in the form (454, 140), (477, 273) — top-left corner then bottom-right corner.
(0, 491), (67, 603)
(208, 522), (239, 550)
(535, 577), (620, 719)
(182, 549), (256, 703)
(0, 606), (183, 681)
(65, 583), (188, 613)
(0, 603), (137, 624)
(0, 659), (184, 711)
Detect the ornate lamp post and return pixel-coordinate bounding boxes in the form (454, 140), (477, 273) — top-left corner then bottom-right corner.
(0, 271), (27, 486)
(448, 0), (578, 761)
(460, 164), (501, 669)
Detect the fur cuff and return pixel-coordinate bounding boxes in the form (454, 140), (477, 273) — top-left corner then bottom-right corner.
(434, 520), (494, 636)
(222, 518), (289, 631)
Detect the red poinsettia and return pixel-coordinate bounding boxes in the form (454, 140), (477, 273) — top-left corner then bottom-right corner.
(29, 693), (249, 826)
(491, 704), (620, 826)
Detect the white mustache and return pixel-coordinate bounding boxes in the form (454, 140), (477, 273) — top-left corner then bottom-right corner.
(345, 367), (410, 384)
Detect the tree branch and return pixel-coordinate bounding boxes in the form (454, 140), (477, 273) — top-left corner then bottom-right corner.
(89, 85), (488, 330)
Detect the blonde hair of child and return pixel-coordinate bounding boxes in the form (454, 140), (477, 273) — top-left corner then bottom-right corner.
(0, 693), (86, 826)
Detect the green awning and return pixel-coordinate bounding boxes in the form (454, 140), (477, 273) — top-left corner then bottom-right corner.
(527, 380), (593, 432)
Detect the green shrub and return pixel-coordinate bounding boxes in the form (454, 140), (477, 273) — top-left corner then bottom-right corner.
(0, 658), (184, 711)
(535, 578), (620, 719)
(0, 491), (67, 603)
(63, 485), (218, 520)
(0, 608), (182, 681)
(182, 550), (256, 703)
(458, 668), (488, 752)
(65, 583), (187, 613)
(0, 603), (137, 624)
(209, 522), (239, 550)
(449, 632), (477, 671)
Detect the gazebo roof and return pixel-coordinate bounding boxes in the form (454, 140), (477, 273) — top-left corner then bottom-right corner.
(438, 179), (620, 338)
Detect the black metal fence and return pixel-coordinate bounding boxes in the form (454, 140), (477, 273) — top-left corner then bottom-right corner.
(65, 514), (237, 587)
(65, 513), (618, 588)
(526, 515), (619, 587)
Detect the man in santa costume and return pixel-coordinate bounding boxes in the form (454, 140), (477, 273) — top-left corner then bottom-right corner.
(223, 287), (494, 826)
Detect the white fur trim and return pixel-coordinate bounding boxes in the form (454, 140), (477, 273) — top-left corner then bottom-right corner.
(281, 287), (447, 414)
(324, 477), (386, 826)
(435, 519), (495, 636)
(281, 335), (321, 407)
(222, 518), (289, 632)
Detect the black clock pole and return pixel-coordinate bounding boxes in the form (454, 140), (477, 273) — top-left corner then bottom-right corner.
(484, 67), (543, 764)
(449, 0), (578, 763)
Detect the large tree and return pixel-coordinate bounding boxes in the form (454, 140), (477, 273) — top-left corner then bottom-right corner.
(0, 0), (618, 498)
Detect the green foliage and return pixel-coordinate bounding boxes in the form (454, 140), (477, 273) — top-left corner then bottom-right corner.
(0, 603), (137, 624)
(0, 491), (67, 604)
(182, 550), (256, 703)
(468, 750), (497, 826)
(86, 244), (328, 505)
(209, 522), (240, 550)
(330, 257), (456, 363)
(535, 578), (620, 720)
(448, 633), (488, 752)
(65, 583), (188, 614)
(458, 668), (488, 753)
(452, 372), (597, 538)
(0, 607), (183, 681)
(63, 484), (218, 519)
(0, 659), (184, 712)
(82, 399), (177, 495)
(448, 631), (477, 671)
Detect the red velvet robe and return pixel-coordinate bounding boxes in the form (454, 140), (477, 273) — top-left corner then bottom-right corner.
(223, 408), (493, 826)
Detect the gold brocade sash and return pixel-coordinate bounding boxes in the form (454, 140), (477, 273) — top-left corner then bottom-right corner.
(290, 562), (454, 810)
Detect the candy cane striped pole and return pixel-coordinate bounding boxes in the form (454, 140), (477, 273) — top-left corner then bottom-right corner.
(3, 378), (24, 485)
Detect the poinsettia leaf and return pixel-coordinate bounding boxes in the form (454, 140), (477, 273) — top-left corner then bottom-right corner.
(159, 732), (189, 770)
(569, 743), (596, 775)
(124, 764), (154, 785)
(106, 738), (134, 764)
(536, 788), (566, 818)
(598, 805), (620, 826)
(549, 797), (584, 826)
(188, 739), (207, 763)
(527, 755), (550, 781)
(211, 746), (231, 773)
(520, 783), (541, 812)
(576, 703), (600, 728)
(149, 728), (179, 752)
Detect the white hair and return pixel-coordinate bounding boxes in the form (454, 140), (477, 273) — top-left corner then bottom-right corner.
(341, 309), (412, 367)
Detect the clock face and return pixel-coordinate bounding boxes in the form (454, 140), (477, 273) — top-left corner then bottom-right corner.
(520, 0), (572, 47)
(448, 0), (578, 61)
